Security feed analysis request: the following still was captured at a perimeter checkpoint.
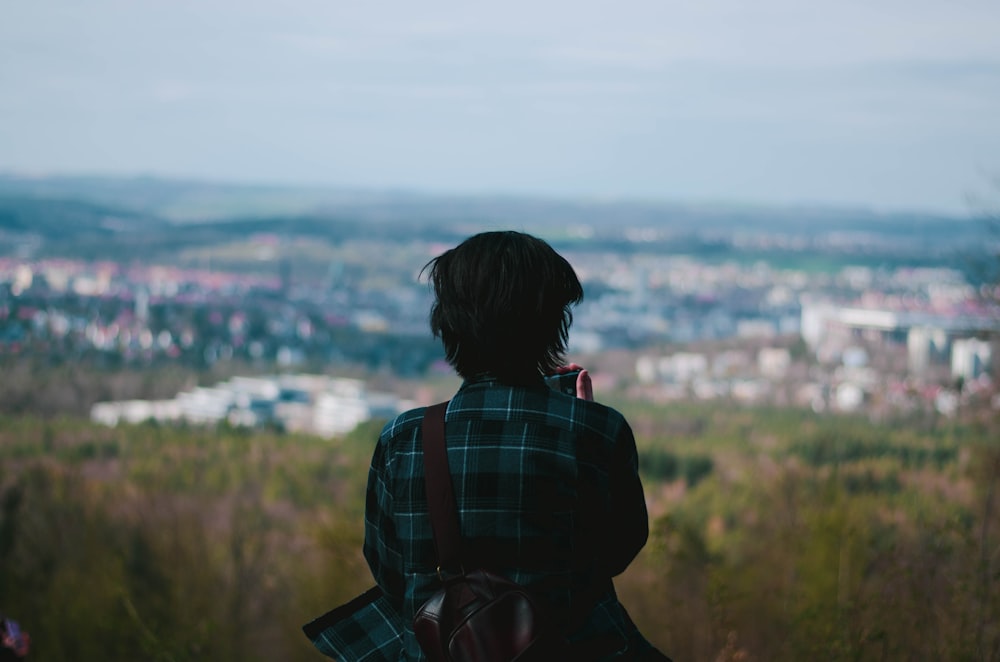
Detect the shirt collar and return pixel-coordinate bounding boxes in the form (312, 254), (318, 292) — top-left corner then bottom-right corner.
(460, 372), (545, 390)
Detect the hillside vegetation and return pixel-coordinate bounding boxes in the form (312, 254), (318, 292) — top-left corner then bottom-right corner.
(2, 394), (998, 661)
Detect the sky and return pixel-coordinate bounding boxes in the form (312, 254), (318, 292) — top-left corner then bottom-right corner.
(2, 0), (999, 215)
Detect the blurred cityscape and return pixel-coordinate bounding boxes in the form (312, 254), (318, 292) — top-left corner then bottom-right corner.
(2, 230), (997, 435)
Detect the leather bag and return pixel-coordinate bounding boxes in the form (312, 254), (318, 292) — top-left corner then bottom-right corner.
(412, 402), (551, 662)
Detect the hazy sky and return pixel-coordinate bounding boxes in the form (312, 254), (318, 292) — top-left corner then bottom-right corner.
(3, 0), (999, 214)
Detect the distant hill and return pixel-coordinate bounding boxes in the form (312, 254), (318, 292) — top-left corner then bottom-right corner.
(0, 195), (163, 236)
(0, 172), (982, 232)
(0, 172), (990, 269)
(0, 188), (459, 262)
(0, 173), (399, 224)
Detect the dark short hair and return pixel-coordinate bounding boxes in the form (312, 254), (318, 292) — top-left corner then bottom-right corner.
(423, 231), (583, 381)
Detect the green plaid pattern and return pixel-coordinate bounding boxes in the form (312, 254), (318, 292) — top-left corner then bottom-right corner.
(303, 587), (403, 661)
(361, 375), (654, 661)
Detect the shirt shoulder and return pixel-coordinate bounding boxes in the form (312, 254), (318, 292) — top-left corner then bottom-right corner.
(451, 382), (630, 444)
(369, 407), (422, 469)
(380, 406), (426, 438)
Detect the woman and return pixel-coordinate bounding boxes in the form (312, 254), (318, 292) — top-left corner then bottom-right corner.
(362, 231), (668, 660)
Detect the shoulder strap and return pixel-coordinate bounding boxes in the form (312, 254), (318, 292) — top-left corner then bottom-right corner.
(421, 400), (615, 643)
(421, 401), (463, 570)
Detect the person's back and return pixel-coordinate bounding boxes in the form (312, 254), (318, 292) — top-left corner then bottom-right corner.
(361, 231), (670, 660)
(366, 374), (652, 659)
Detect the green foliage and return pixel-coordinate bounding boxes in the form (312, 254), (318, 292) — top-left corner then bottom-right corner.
(2, 402), (999, 661)
(626, 411), (1000, 661)
(639, 448), (714, 487)
(790, 430), (958, 469)
(0, 415), (373, 662)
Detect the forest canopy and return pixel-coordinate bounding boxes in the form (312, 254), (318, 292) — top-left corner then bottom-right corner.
(1, 392), (998, 661)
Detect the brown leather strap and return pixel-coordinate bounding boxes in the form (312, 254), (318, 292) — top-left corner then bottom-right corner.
(420, 399), (615, 649)
(421, 401), (463, 570)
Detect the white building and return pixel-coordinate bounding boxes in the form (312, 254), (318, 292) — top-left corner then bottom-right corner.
(834, 382), (865, 412)
(90, 399), (182, 426)
(907, 326), (948, 375)
(659, 353), (709, 383)
(951, 338), (993, 381)
(758, 347), (791, 379)
(91, 373), (411, 437)
(176, 387), (235, 424)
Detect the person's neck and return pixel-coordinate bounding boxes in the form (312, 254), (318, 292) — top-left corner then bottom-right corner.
(464, 370), (543, 387)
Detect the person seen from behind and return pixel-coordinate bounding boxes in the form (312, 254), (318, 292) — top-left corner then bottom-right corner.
(364, 230), (671, 660)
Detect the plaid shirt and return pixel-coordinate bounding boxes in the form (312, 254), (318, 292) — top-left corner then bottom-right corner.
(305, 375), (653, 661)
